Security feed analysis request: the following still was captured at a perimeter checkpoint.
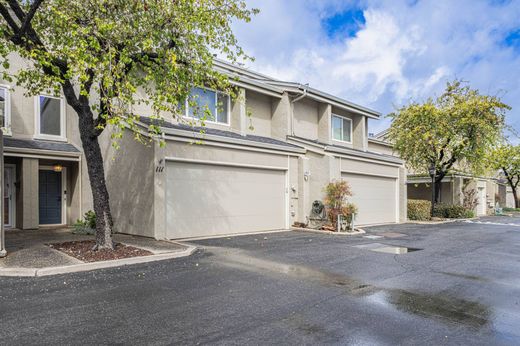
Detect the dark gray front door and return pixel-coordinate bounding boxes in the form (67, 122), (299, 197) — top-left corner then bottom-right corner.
(39, 170), (62, 225)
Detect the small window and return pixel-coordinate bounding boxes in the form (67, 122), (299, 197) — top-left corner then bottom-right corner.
(331, 114), (352, 143)
(36, 95), (65, 139)
(185, 87), (229, 125)
(0, 86), (10, 130)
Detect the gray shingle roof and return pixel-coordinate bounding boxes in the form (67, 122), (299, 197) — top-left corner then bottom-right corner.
(4, 137), (80, 153)
(139, 117), (303, 150)
(288, 135), (402, 164)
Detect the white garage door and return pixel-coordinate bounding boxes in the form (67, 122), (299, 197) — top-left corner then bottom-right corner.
(166, 161), (287, 239)
(341, 173), (397, 225)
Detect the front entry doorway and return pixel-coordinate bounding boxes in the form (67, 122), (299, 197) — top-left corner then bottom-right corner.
(39, 169), (64, 225)
(4, 165), (15, 228)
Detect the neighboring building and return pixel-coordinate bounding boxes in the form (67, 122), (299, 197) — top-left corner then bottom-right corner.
(0, 56), (406, 240)
(369, 130), (505, 216)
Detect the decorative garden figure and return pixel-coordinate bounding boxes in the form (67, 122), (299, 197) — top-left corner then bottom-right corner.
(308, 200), (328, 229)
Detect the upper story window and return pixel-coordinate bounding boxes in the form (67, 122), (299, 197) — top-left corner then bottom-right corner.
(331, 114), (352, 143)
(35, 95), (66, 140)
(0, 86), (11, 132)
(183, 87), (230, 125)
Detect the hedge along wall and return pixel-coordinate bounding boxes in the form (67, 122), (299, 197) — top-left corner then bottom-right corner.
(407, 199), (431, 221)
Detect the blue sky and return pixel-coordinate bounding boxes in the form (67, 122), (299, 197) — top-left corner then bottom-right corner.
(232, 0), (520, 136)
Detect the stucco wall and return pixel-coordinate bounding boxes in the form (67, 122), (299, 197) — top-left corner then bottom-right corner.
(271, 93), (290, 141)
(340, 158), (399, 177)
(368, 141), (394, 156)
(1, 54), (36, 139)
(293, 98), (318, 140)
(246, 90), (272, 137)
(306, 151), (333, 206)
(101, 129), (156, 237)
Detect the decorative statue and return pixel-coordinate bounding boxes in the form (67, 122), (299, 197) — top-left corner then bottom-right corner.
(307, 200), (328, 229)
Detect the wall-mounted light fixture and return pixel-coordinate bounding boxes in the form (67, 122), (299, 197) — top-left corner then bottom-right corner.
(304, 171), (311, 181)
(53, 164), (63, 172)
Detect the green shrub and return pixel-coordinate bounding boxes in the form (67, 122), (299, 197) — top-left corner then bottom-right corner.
(408, 200), (431, 221)
(72, 210), (96, 235)
(324, 180), (356, 229)
(433, 203), (474, 219)
(503, 207), (520, 212)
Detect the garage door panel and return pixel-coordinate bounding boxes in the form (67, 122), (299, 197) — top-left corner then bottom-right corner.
(342, 173), (397, 225)
(166, 162), (286, 238)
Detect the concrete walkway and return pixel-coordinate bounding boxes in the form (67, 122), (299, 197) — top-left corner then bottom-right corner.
(0, 228), (195, 276)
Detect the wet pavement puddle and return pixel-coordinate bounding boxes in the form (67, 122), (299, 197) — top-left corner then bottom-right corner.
(353, 242), (421, 254)
(363, 235), (384, 240)
(381, 232), (407, 238)
(206, 247), (493, 331)
(366, 290), (491, 329)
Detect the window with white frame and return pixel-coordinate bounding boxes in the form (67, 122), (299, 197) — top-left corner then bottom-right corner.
(36, 95), (65, 139)
(184, 87), (230, 125)
(331, 114), (352, 142)
(0, 86), (10, 130)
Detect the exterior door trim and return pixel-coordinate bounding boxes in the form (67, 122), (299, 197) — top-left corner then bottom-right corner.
(4, 164), (16, 228)
(39, 166), (67, 226)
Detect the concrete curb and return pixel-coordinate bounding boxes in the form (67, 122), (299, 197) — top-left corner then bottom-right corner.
(0, 244), (197, 278)
(291, 227), (366, 236)
(406, 218), (477, 225)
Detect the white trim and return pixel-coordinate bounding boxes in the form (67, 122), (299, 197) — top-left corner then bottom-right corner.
(229, 79), (283, 99)
(161, 131), (305, 155)
(285, 156), (290, 229)
(396, 169), (400, 223)
(340, 169), (398, 179)
(34, 95), (67, 141)
(331, 114), (352, 144)
(38, 166), (67, 226)
(183, 87), (231, 126)
(3, 164), (16, 228)
(335, 152), (402, 168)
(0, 84), (12, 135)
(4, 152), (80, 162)
(165, 157), (288, 171)
(330, 150), (402, 166)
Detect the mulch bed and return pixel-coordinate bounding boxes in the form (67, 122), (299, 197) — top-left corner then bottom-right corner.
(48, 240), (153, 263)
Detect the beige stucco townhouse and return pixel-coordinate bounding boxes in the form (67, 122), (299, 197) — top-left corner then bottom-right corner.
(369, 130), (506, 216)
(0, 56), (406, 242)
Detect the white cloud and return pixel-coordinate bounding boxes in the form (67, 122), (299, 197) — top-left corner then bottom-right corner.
(232, 0), (520, 134)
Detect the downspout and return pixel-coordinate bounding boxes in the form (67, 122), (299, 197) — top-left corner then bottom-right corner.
(290, 84), (308, 136)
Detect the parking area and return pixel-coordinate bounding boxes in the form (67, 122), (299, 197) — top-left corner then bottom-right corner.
(0, 218), (519, 345)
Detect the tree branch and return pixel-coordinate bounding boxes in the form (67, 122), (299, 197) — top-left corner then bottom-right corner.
(6, 0), (24, 21)
(15, 0), (44, 40)
(0, 4), (20, 33)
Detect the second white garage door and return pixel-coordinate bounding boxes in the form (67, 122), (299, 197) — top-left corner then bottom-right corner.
(341, 173), (397, 225)
(166, 161), (287, 239)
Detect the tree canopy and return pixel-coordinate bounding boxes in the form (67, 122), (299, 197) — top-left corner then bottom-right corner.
(0, 0), (257, 141)
(489, 144), (520, 208)
(0, 0), (257, 249)
(387, 80), (509, 202)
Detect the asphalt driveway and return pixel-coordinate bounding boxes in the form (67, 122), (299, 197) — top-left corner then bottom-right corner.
(1, 218), (520, 345)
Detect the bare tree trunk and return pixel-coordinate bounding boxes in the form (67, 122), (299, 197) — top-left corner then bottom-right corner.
(77, 108), (114, 250)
